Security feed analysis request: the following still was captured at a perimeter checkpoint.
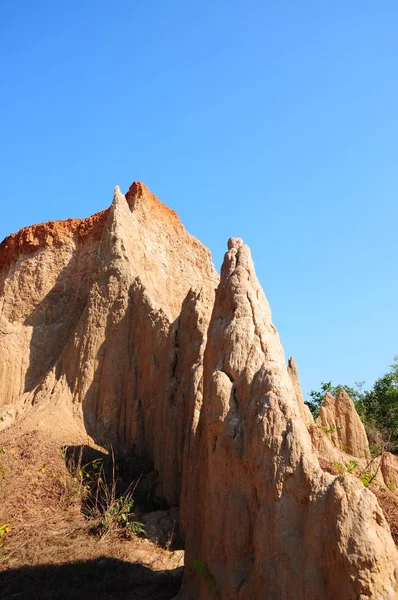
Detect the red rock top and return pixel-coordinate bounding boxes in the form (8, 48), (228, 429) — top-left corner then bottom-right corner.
(0, 209), (109, 271)
(125, 181), (181, 228)
(0, 181), (209, 272)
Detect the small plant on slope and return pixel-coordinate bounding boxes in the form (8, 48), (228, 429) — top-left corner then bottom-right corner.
(192, 560), (221, 598)
(347, 459), (358, 474)
(332, 462), (345, 475)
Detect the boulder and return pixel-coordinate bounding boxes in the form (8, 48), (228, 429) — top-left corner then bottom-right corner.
(141, 508), (180, 548)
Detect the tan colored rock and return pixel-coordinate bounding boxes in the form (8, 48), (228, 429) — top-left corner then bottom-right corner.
(287, 356), (313, 426)
(316, 389), (371, 458)
(182, 238), (398, 600)
(1, 186), (397, 599)
(382, 452), (398, 494)
(308, 421), (349, 465)
(0, 183), (218, 508)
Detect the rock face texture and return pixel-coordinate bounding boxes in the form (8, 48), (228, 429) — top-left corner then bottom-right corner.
(382, 453), (398, 494)
(182, 238), (398, 599)
(316, 389), (371, 458)
(287, 356), (313, 426)
(0, 182), (218, 507)
(1, 183), (398, 599)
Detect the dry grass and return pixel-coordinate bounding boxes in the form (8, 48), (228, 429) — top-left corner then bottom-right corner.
(0, 421), (183, 599)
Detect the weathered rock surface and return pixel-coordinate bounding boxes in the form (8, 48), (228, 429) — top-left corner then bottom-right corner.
(0, 182), (218, 508)
(182, 238), (398, 599)
(1, 184), (397, 599)
(382, 452), (398, 494)
(287, 356), (313, 426)
(316, 389), (371, 458)
(141, 508), (180, 547)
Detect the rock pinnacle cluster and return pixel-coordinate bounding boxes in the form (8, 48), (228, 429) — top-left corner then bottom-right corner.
(0, 182), (397, 599)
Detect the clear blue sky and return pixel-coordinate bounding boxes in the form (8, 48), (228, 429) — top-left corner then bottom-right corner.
(1, 1), (397, 397)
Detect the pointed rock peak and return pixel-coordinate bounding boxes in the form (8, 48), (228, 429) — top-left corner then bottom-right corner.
(336, 387), (353, 405)
(324, 391), (335, 403)
(113, 185), (124, 202)
(125, 181), (181, 228)
(316, 387), (370, 458)
(189, 238), (397, 599)
(98, 185), (135, 267)
(126, 181), (152, 200)
(287, 356), (313, 426)
(221, 237), (260, 289)
(227, 237), (244, 251)
(106, 185), (130, 223)
(288, 356), (298, 374)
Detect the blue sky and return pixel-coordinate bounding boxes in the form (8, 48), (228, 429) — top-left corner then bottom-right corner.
(1, 1), (397, 397)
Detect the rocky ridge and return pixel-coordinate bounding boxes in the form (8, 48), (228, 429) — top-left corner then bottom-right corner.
(1, 182), (397, 599)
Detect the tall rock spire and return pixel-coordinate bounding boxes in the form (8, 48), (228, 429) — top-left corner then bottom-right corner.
(287, 356), (314, 426)
(182, 237), (398, 599)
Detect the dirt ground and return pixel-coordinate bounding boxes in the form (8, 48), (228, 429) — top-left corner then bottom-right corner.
(0, 408), (183, 600)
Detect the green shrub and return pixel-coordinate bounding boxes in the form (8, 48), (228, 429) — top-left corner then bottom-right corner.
(346, 460), (358, 474)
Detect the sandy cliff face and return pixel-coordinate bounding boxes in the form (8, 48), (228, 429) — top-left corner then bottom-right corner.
(182, 238), (398, 600)
(287, 356), (314, 426)
(0, 183), (218, 507)
(1, 184), (397, 599)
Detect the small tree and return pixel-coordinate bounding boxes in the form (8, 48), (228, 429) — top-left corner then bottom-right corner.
(361, 357), (398, 453)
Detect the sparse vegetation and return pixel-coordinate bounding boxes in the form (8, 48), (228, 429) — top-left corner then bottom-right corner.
(0, 523), (10, 563)
(0, 429), (182, 599)
(64, 447), (145, 539)
(0, 523), (10, 543)
(192, 560), (221, 598)
(332, 461), (345, 475)
(359, 471), (374, 487)
(100, 494), (145, 537)
(319, 425), (336, 435)
(339, 441), (350, 453)
(346, 459), (358, 474)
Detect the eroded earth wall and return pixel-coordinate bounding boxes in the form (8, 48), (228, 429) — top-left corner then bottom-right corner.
(1, 184), (397, 599)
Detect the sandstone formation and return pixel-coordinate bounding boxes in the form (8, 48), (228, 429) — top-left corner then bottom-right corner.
(182, 238), (397, 599)
(0, 182), (218, 508)
(287, 356), (313, 426)
(316, 389), (371, 459)
(1, 183), (397, 599)
(382, 452), (398, 494)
